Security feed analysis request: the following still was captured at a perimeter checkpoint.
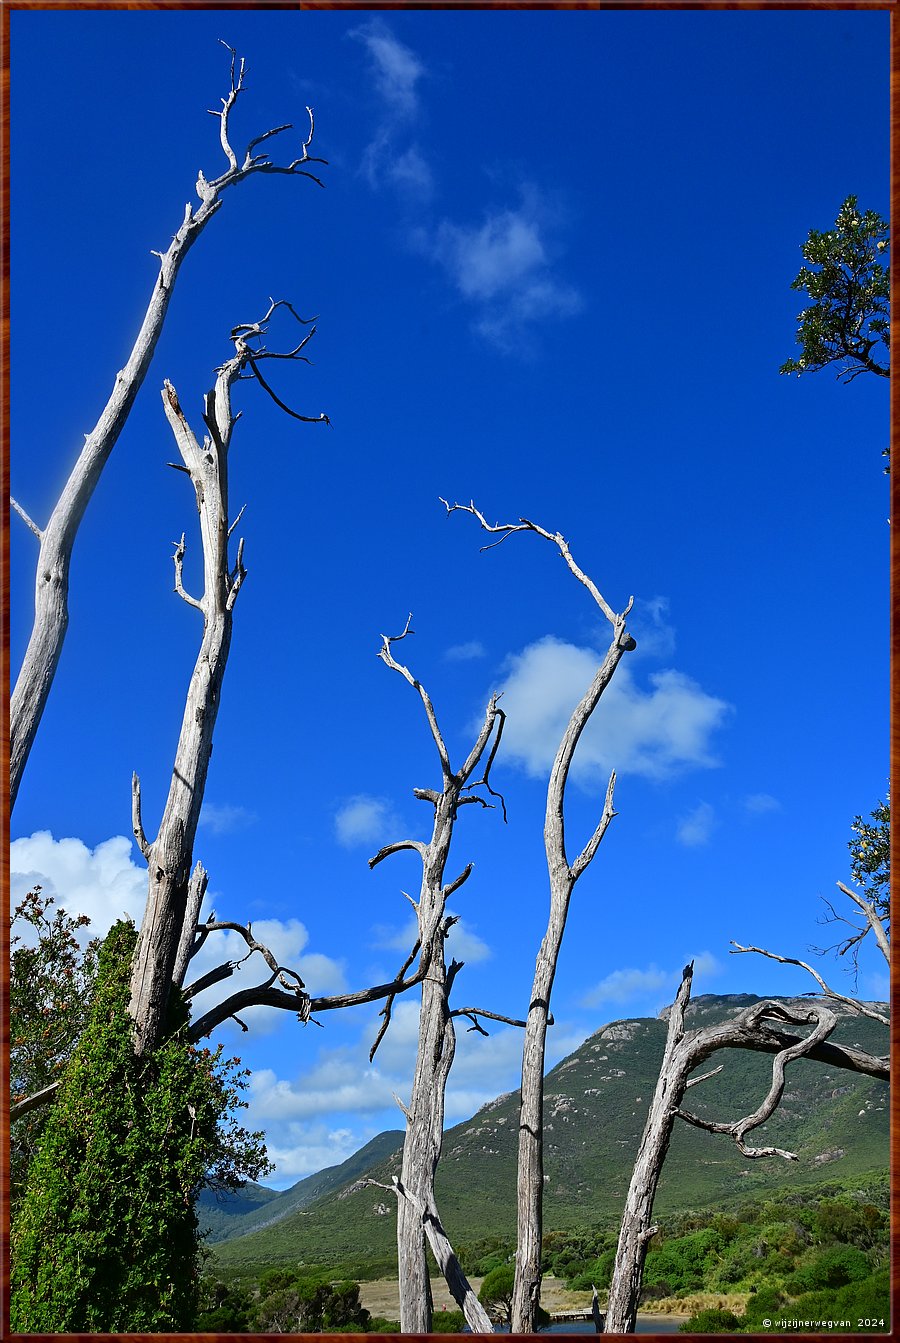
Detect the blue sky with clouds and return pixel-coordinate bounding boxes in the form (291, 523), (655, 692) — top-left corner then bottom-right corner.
(10, 9), (889, 1187)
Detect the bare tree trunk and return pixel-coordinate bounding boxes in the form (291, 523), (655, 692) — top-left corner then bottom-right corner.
(441, 502), (636, 1335)
(370, 619), (504, 1333)
(128, 364), (246, 1054)
(604, 965), (694, 1334)
(10, 47), (325, 811)
(603, 972), (883, 1333)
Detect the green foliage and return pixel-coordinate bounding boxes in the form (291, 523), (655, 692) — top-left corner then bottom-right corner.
(478, 1262), (515, 1324)
(787, 1244), (872, 1293)
(849, 793), (890, 921)
(429, 1308), (466, 1332)
(815, 1198), (885, 1249)
(10, 920), (271, 1332)
(643, 1227), (724, 1295)
(679, 1307), (743, 1333)
(251, 1269), (370, 1332)
(195, 1276), (254, 1331)
(9, 887), (101, 1199)
(780, 195), (890, 384)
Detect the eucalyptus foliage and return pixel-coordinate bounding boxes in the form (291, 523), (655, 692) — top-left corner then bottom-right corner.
(10, 919), (271, 1332)
(849, 792), (890, 922)
(10, 887), (100, 1197)
(780, 195), (889, 384)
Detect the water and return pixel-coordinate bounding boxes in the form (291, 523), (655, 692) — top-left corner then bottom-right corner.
(488, 1319), (685, 1335)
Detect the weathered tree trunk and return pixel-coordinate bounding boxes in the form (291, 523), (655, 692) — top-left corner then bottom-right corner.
(512, 649), (626, 1334)
(128, 366), (246, 1055)
(440, 507), (636, 1336)
(10, 48), (325, 811)
(604, 965), (695, 1334)
(602, 971), (882, 1333)
(370, 622), (503, 1333)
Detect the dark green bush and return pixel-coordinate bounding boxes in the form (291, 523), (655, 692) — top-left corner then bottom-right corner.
(11, 921), (265, 1333)
(679, 1307), (743, 1333)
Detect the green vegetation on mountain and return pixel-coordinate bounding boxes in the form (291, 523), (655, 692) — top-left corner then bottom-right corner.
(198, 1130), (405, 1243)
(209, 994), (887, 1280)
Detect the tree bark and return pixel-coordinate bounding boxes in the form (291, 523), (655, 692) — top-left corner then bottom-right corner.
(128, 364), (247, 1054)
(10, 50), (325, 811)
(603, 972), (884, 1333)
(371, 620), (503, 1333)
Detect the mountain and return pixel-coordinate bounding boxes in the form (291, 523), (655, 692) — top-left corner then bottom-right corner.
(199, 1130), (406, 1243)
(209, 995), (888, 1275)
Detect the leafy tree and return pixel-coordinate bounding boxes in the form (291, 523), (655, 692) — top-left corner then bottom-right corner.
(478, 1263), (516, 1324)
(780, 195), (889, 384)
(10, 920), (270, 1332)
(252, 1271), (370, 1333)
(849, 793), (890, 921)
(9, 887), (100, 1199)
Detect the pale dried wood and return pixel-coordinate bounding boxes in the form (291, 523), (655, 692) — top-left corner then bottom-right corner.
(10, 49), (326, 811)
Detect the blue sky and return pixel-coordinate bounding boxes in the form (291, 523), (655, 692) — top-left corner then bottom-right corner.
(9, 9), (889, 1188)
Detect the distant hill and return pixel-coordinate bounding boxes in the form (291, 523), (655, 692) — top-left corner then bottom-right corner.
(209, 994), (888, 1275)
(199, 1129), (406, 1243)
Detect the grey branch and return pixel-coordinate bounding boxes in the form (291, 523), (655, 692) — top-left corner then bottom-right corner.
(172, 532), (204, 610)
(441, 497), (633, 632)
(570, 770), (617, 881)
(675, 1001), (837, 1160)
(730, 941), (889, 1025)
(11, 497), (43, 539)
(835, 881), (891, 963)
(378, 615), (453, 780)
(131, 772), (153, 859)
(10, 43), (327, 812)
(11, 1080), (61, 1122)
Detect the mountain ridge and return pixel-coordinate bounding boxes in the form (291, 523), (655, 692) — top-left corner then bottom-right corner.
(208, 993), (888, 1272)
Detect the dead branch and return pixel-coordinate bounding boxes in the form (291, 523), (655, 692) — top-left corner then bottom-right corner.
(11, 1080), (61, 1123)
(11, 497), (42, 540)
(444, 501), (635, 1335)
(10, 44), (327, 812)
(730, 940), (889, 1024)
(675, 1001), (837, 1160)
(440, 498), (635, 633)
(378, 616), (453, 780)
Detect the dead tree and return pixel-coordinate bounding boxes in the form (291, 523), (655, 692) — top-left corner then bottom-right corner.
(443, 501), (636, 1334)
(367, 617), (507, 1334)
(603, 963), (889, 1333)
(128, 303), (327, 1054)
(9, 43), (326, 811)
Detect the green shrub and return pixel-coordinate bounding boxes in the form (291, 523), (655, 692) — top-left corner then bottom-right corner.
(790, 1244), (871, 1292)
(11, 921), (266, 1332)
(679, 1307), (743, 1333)
(431, 1308), (466, 1332)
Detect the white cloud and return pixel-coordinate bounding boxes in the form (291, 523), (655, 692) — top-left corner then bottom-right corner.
(351, 21), (426, 117)
(198, 803), (256, 835)
(445, 920), (492, 964)
(374, 915), (491, 965)
(629, 596), (677, 661)
(583, 952), (722, 1009)
(334, 795), (398, 847)
(264, 1124), (370, 1183)
(187, 916), (348, 1029)
(435, 211), (546, 301)
(676, 801), (716, 847)
(444, 640), (486, 662)
(427, 203), (582, 351)
(387, 145), (434, 199)
(497, 637), (731, 782)
(10, 831), (147, 942)
(743, 792), (781, 816)
(350, 22), (433, 203)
